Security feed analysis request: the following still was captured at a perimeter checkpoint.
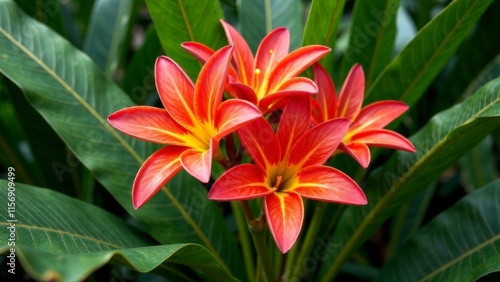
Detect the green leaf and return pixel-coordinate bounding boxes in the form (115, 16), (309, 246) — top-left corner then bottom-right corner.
(341, 0), (400, 87)
(0, 181), (237, 282)
(145, 0), (226, 80)
(13, 0), (66, 37)
(238, 0), (302, 52)
(319, 75), (500, 281)
(460, 136), (499, 192)
(0, 1), (243, 278)
(302, 0), (346, 75)
(375, 180), (500, 282)
(366, 0), (494, 106)
(83, 0), (133, 77)
(120, 25), (163, 105)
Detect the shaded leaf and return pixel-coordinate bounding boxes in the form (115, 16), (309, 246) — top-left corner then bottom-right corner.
(319, 75), (500, 281)
(460, 136), (498, 192)
(238, 0), (302, 52)
(376, 180), (500, 282)
(145, 0), (226, 80)
(0, 181), (237, 282)
(0, 1), (243, 278)
(366, 0), (494, 108)
(83, 0), (133, 77)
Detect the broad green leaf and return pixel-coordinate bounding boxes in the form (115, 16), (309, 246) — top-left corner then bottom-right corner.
(13, 0), (66, 37)
(366, 0), (494, 107)
(120, 25), (163, 105)
(375, 180), (500, 282)
(0, 1), (243, 278)
(238, 0), (302, 52)
(460, 136), (498, 192)
(83, 0), (133, 77)
(302, 0), (346, 75)
(319, 75), (500, 281)
(341, 0), (399, 87)
(433, 1), (500, 116)
(0, 181), (237, 282)
(145, 0), (226, 80)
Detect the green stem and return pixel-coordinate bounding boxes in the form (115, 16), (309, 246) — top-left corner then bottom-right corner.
(231, 201), (255, 282)
(285, 202), (327, 279)
(249, 216), (276, 282)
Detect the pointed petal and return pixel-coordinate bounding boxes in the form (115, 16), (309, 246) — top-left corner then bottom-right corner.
(265, 192), (304, 253)
(294, 165), (367, 205)
(227, 78), (258, 104)
(214, 99), (261, 141)
(351, 129), (416, 152)
(194, 45), (233, 124)
(133, 146), (186, 209)
(258, 77), (317, 111)
(155, 56), (197, 131)
(289, 118), (349, 169)
(254, 27), (289, 91)
(337, 64), (365, 120)
(237, 116), (280, 171)
(268, 45), (330, 93)
(313, 63), (337, 121)
(182, 41), (238, 79)
(221, 20), (255, 85)
(180, 139), (215, 183)
(108, 106), (189, 145)
(209, 164), (272, 200)
(339, 142), (371, 168)
(350, 101), (409, 130)
(277, 96), (311, 159)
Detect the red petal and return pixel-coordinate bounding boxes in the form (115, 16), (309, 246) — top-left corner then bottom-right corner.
(214, 99), (261, 141)
(194, 45), (233, 124)
(268, 45), (330, 93)
(339, 142), (371, 168)
(351, 129), (416, 152)
(108, 106), (189, 145)
(313, 63), (337, 122)
(258, 77), (317, 111)
(179, 139), (215, 183)
(208, 164), (271, 200)
(133, 146), (186, 209)
(294, 165), (367, 205)
(265, 192), (304, 253)
(289, 118), (349, 169)
(221, 20), (255, 85)
(227, 79), (258, 104)
(254, 27), (289, 92)
(237, 116), (280, 172)
(182, 41), (238, 79)
(337, 64), (365, 120)
(155, 56), (197, 131)
(350, 100), (409, 130)
(277, 96), (311, 160)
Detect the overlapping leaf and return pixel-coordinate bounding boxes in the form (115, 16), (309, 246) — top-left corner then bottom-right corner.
(376, 180), (500, 282)
(145, 0), (226, 80)
(319, 75), (500, 281)
(0, 181), (237, 282)
(0, 1), (243, 278)
(366, 0), (494, 107)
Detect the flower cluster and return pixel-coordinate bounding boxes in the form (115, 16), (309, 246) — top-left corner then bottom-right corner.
(108, 20), (415, 253)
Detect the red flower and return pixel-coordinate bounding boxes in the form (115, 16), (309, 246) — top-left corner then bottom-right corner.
(182, 20), (330, 113)
(108, 46), (261, 209)
(208, 96), (367, 253)
(312, 63), (416, 168)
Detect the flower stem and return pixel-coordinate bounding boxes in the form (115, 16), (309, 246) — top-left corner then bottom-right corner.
(231, 202), (255, 282)
(249, 216), (276, 282)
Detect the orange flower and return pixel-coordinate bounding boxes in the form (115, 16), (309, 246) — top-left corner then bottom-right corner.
(182, 20), (330, 113)
(108, 46), (261, 208)
(208, 96), (367, 253)
(312, 63), (416, 168)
